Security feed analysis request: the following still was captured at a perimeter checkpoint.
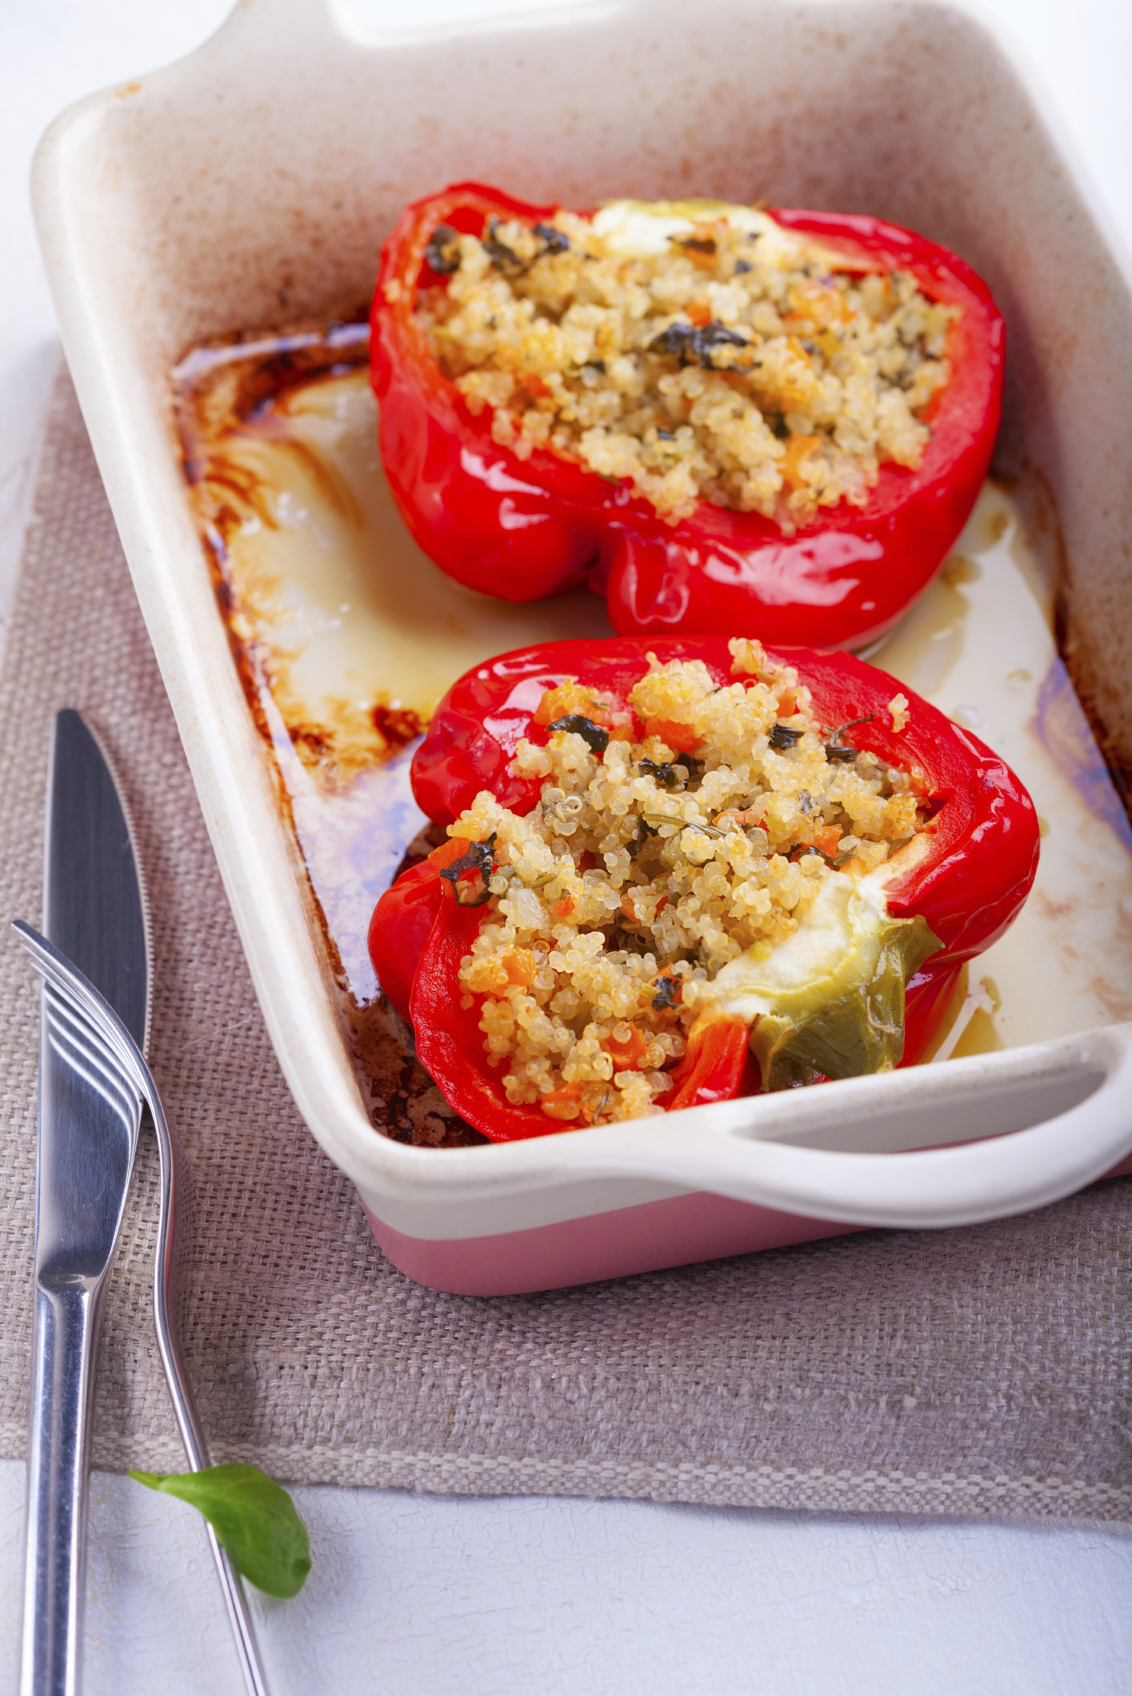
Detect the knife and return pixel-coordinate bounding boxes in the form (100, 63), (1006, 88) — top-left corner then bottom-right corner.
(20, 709), (150, 1696)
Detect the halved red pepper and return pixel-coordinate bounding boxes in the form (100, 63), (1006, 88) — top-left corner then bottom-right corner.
(369, 637), (1039, 1142)
(371, 184), (1005, 650)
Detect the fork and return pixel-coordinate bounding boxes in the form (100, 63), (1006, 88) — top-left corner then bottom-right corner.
(14, 921), (271, 1696)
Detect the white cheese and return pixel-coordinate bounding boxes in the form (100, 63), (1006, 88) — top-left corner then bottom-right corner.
(708, 868), (892, 1024)
(590, 203), (698, 257)
(591, 198), (808, 268)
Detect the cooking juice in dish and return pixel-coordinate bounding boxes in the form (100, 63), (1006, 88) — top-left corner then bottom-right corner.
(173, 321), (1132, 1144)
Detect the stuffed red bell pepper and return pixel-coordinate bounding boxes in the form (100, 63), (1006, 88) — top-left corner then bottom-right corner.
(369, 637), (1038, 1143)
(371, 183), (1005, 649)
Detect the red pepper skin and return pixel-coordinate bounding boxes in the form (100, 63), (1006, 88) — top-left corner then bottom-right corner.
(367, 859), (440, 1024)
(902, 961), (965, 1064)
(371, 185), (1005, 649)
(372, 184), (599, 603)
(367, 637), (1037, 1142)
(661, 1015), (754, 1111)
(407, 893), (564, 1139)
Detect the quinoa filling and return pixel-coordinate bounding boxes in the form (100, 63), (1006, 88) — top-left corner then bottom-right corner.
(444, 640), (939, 1125)
(414, 198), (960, 534)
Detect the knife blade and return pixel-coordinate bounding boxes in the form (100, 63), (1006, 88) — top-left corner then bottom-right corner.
(21, 709), (151, 1696)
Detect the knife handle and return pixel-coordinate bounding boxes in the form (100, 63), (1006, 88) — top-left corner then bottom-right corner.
(21, 1279), (106, 1696)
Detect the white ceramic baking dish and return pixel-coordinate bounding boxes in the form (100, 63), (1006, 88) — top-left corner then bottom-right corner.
(32, 0), (1132, 1294)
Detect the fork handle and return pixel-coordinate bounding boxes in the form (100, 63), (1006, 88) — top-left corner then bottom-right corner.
(21, 1280), (105, 1696)
(151, 1116), (271, 1696)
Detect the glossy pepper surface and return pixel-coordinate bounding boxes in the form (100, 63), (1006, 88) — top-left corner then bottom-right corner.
(369, 638), (1039, 1143)
(370, 183), (1005, 650)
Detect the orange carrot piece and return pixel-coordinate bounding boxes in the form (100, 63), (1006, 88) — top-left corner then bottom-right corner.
(644, 717), (701, 755)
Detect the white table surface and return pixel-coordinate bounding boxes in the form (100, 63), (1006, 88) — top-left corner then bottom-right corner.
(2, 3), (1131, 1692)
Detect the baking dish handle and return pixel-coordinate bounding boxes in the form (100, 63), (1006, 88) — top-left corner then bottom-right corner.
(223, 0), (452, 42)
(592, 1023), (1132, 1230)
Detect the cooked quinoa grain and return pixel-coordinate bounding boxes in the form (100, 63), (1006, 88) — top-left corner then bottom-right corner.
(445, 639), (932, 1126)
(414, 199), (960, 534)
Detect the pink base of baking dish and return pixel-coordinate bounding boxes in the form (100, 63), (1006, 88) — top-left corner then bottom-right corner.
(363, 1193), (859, 1296)
(363, 1147), (1132, 1297)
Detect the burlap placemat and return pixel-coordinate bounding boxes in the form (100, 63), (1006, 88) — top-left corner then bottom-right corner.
(1, 365), (1130, 1520)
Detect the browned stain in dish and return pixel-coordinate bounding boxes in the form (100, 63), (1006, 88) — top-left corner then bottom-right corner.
(175, 318), (373, 451)
(345, 996), (485, 1147)
(372, 702), (427, 753)
(173, 317), (491, 1146)
(314, 897), (485, 1148)
(1087, 976), (1132, 1023)
(173, 317), (427, 786)
(1001, 462), (1132, 822)
(1033, 889), (1080, 924)
(202, 432), (365, 544)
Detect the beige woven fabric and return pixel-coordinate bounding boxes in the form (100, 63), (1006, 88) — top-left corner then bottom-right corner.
(1, 366), (1131, 1520)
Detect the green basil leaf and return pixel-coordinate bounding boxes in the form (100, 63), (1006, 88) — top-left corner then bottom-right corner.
(129, 1463), (311, 1598)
